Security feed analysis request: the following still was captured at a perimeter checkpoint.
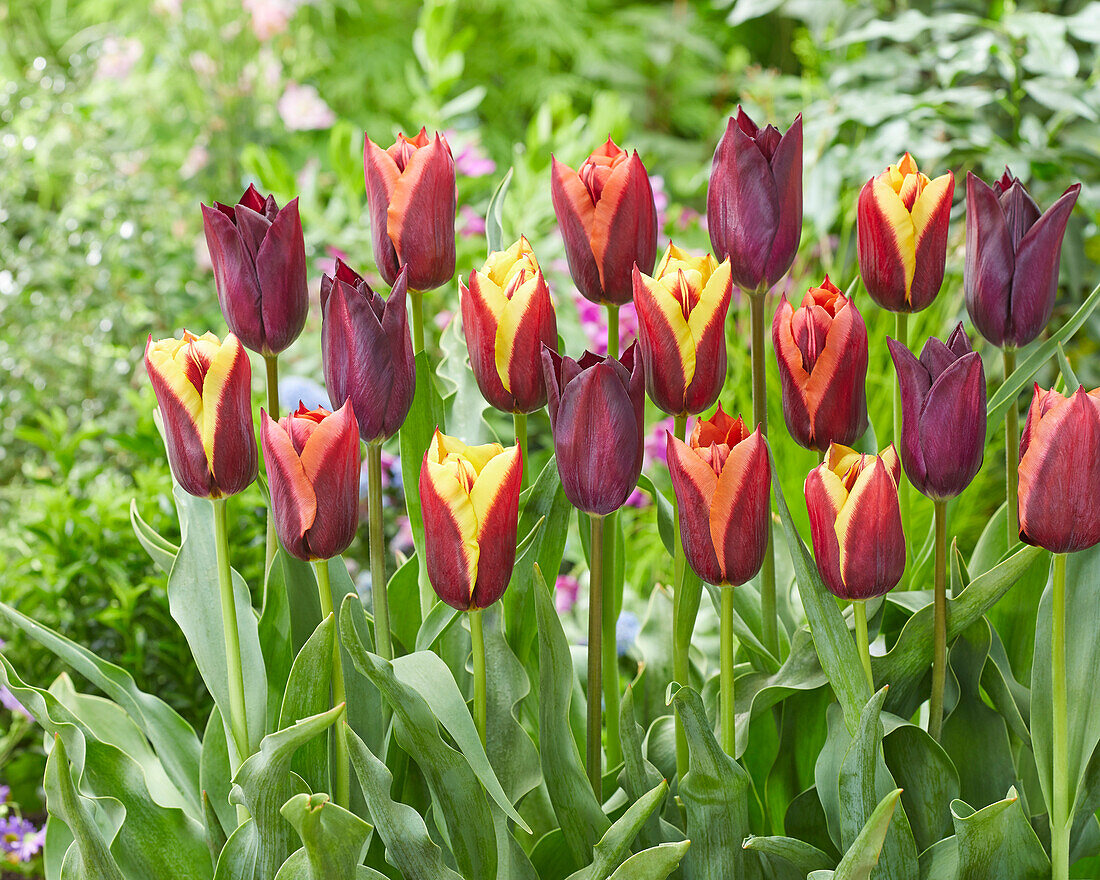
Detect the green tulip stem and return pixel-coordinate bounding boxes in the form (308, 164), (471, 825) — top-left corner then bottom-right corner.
(470, 609), (487, 748)
(1004, 347), (1020, 545)
(928, 499), (948, 741)
(263, 353), (280, 577)
(601, 301), (623, 773)
(514, 412), (530, 490)
(853, 600), (874, 692)
(312, 560), (350, 809)
(894, 311), (911, 585)
(671, 412), (691, 777)
(410, 289), (426, 354)
(749, 287), (778, 656)
(587, 513), (606, 800)
(1052, 551), (1070, 880)
(367, 441), (392, 662)
(606, 303), (620, 360)
(720, 585), (736, 756)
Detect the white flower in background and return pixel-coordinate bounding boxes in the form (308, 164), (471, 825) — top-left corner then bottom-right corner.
(180, 142), (210, 179)
(243, 0), (303, 41)
(277, 82), (335, 131)
(95, 37), (143, 81)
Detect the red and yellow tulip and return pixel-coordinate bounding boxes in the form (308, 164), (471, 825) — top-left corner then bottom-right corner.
(419, 431), (523, 611)
(144, 331), (257, 499)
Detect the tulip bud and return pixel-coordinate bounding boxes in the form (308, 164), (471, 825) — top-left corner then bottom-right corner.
(460, 237), (559, 414)
(260, 402), (361, 561)
(666, 406), (770, 586)
(419, 431), (523, 611)
(772, 276), (869, 451)
(144, 331), (258, 499)
(888, 324), (986, 501)
(542, 343), (645, 515)
(965, 169), (1080, 349)
(632, 243), (733, 417)
(201, 185), (309, 356)
(707, 107), (802, 292)
(804, 444), (905, 601)
(857, 153), (954, 313)
(1017, 385), (1100, 554)
(321, 260), (415, 443)
(550, 138), (657, 306)
(364, 128), (456, 291)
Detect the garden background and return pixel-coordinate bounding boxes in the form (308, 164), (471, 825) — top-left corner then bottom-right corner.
(2, 0), (1099, 876)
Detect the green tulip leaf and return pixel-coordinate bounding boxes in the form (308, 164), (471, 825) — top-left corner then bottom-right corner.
(129, 497), (180, 573)
(637, 473), (676, 556)
(619, 686), (683, 850)
(951, 789), (1050, 879)
(833, 789), (903, 880)
(437, 312), (492, 445)
(277, 614), (335, 797)
(565, 781), (668, 880)
(201, 706), (236, 844)
(203, 790), (228, 869)
(741, 835), (834, 874)
(274, 793), (373, 880)
(414, 600), (459, 652)
(607, 841), (691, 880)
(485, 166), (514, 254)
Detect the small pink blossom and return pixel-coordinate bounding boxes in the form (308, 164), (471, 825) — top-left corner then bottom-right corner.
(278, 83), (336, 131)
(458, 205), (486, 238)
(571, 288), (638, 355)
(243, 0), (301, 40)
(95, 37), (143, 81)
(180, 143), (209, 179)
(555, 575), (580, 614)
(650, 174), (670, 231)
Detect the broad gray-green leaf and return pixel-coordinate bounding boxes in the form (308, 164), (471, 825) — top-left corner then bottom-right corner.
(880, 718), (958, 853)
(129, 498), (180, 573)
(742, 835), (833, 874)
(202, 707), (236, 842)
(278, 614), (335, 796)
(485, 166), (513, 253)
(607, 841), (691, 880)
(204, 791), (228, 869)
(951, 789), (1050, 879)
(274, 793), (373, 880)
(833, 789), (902, 880)
(414, 601), (459, 652)
(619, 686), (682, 850)
(566, 781), (668, 880)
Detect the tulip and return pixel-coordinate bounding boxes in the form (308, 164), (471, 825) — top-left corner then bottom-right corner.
(550, 138), (657, 306)
(460, 236), (558, 414)
(707, 107), (803, 292)
(260, 402), (361, 562)
(418, 430), (523, 611)
(1017, 385), (1100, 555)
(857, 152), (954, 313)
(804, 444), (905, 602)
(772, 276), (869, 451)
(965, 169), (1080, 349)
(144, 331), (257, 499)
(541, 343), (645, 516)
(666, 406), (770, 587)
(364, 128), (456, 292)
(321, 260), (415, 443)
(201, 185), (308, 357)
(632, 243), (733, 417)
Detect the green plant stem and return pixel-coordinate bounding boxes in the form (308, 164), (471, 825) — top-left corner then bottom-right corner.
(894, 312), (911, 585)
(1003, 347), (1020, 545)
(514, 411), (529, 490)
(606, 303), (620, 359)
(853, 600), (874, 692)
(312, 560), (349, 809)
(469, 608), (487, 748)
(928, 500), (948, 741)
(720, 586), (736, 756)
(212, 499), (250, 767)
(263, 354), (280, 577)
(671, 412), (691, 778)
(749, 288), (777, 656)
(367, 442), (392, 662)
(1052, 552), (1069, 880)
(410, 289), (425, 354)
(601, 302), (622, 772)
(587, 514), (605, 801)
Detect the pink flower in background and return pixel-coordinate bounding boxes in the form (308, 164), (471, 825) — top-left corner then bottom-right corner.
(189, 51), (217, 79)
(180, 143), (210, 179)
(390, 515), (415, 557)
(455, 145), (496, 177)
(434, 309), (454, 330)
(571, 288), (639, 355)
(677, 206), (704, 231)
(95, 37), (143, 81)
(458, 204), (486, 238)
(625, 416), (683, 507)
(243, 0), (302, 40)
(651, 174), (670, 231)
(555, 574), (580, 613)
(278, 83), (336, 131)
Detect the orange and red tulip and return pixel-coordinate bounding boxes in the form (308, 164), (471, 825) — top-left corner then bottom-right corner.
(804, 444), (905, 601)
(460, 237), (559, 414)
(632, 243), (732, 417)
(260, 401), (361, 562)
(772, 276), (869, 452)
(364, 128), (456, 291)
(419, 431), (523, 611)
(666, 407), (770, 586)
(857, 152), (954, 313)
(144, 331), (257, 499)
(1017, 385), (1100, 554)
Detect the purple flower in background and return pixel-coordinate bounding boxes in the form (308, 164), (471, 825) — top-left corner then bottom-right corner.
(0, 785), (9, 805)
(0, 816), (43, 862)
(278, 82), (336, 132)
(616, 610), (640, 655)
(278, 376), (331, 414)
(571, 288), (639, 355)
(453, 142), (497, 178)
(0, 687), (32, 723)
(625, 416), (683, 507)
(555, 574), (580, 613)
(458, 205), (486, 238)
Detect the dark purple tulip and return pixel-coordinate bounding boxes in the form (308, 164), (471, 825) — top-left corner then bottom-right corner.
(888, 324), (986, 500)
(707, 107), (802, 292)
(541, 343), (645, 515)
(201, 184), (308, 356)
(321, 261), (415, 443)
(964, 169), (1080, 349)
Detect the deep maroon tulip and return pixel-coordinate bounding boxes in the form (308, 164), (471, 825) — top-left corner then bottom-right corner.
(260, 402), (361, 561)
(965, 170), (1081, 349)
(541, 343), (645, 515)
(321, 261), (415, 443)
(364, 128), (456, 291)
(707, 107), (803, 292)
(550, 139), (657, 306)
(888, 324), (986, 500)
(1017, 385), (1100, 554)
(201, 184), (308, 356)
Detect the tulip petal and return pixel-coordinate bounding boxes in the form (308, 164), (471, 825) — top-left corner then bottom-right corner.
(254, 198), (309, 355)
(550, 156), (603, 303)
(633, 267), (692, 414)
(857, 178), (914, 310)
(964, 172), (1014, 346)
(589, 152), (657, 303)
(462, 274), (512, 412)
(387, 134), (457, 291)
(469, 445), (523, 608)
(200, 335), (258, 497)
(378, 268), (416, 438)
(201, 204), (265, 350)
(916, 352), (986, 499)
(773, 297), (814, 448)
(421, 455), (480, 610)
(834, 459), (905, 599)
(682, 261), (732, 414)
(666, 434), (723, 585)
(887, 337), (931, 488)
(710, 430), (770, 586)
(803, 298), (868, 449)
(762, 113), (803, 287)
(804, 464), (847, 598)
(495, 274), (553, 410)
(296, 402), (360, 560)
(908, 172), (954, 311)
(364, 137), (402, 286)
(261, 411), (317, 561)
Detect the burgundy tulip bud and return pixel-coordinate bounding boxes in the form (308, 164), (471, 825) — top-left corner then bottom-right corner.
(321, 260), (415, 443)
(772, 276), (869, 452)
(364, 128), (457, 291)
(707, 107), (803, 292)
(804, 444), (906, 601)
(964, 169), (1080, 349)
(1017, 385), (1100, 554)
(201, 184), (308, 356)
(887, 324), (986, 500)
(550, 138), (657, 306)
(541, 342), (645, 515)
(666, 407), (770, 586)
(260, 402), (361, 561)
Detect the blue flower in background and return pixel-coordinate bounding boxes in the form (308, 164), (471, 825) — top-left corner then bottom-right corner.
(616, 611), (640, 656)
(279, 375), (331, 414)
